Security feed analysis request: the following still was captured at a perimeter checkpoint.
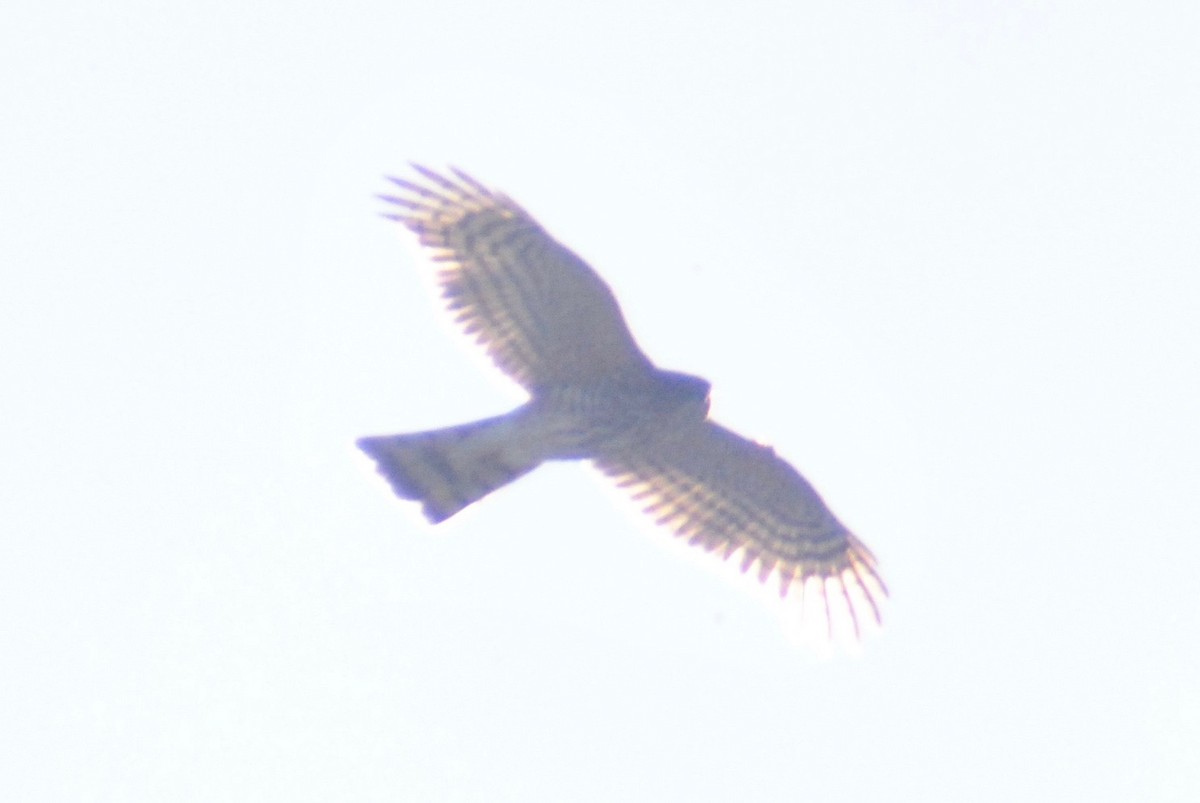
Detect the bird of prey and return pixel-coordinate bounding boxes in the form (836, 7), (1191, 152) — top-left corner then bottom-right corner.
(357, 166), (886, 637)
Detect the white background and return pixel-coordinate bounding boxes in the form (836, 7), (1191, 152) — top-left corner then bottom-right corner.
(3, 2), (1198, 800)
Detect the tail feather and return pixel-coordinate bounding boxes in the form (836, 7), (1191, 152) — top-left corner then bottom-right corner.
(357, 414), (544, 522)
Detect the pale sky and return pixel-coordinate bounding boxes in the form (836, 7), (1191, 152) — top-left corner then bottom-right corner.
(3, 2), (1198, 801)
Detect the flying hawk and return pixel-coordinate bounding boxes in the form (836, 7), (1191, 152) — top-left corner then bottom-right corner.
(358, 166), (886, 637)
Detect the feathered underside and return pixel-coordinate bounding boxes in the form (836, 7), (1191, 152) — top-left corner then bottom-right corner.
(379, 165), (653, 390)
(595, 420), (887, 639)
(365, 166), (888, 646)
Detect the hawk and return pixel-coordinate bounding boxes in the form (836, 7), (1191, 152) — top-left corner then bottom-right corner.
(358, 166), (886, 637)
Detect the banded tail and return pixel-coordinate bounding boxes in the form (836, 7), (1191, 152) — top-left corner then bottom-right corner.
(357, 412), (545, 522)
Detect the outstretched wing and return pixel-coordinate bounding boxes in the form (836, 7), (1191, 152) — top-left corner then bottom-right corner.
(380, 166), (653, 390)
(595, 421), (887, 637)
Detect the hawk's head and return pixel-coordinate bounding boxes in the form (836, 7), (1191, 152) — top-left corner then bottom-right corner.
(655, 370), (712, 419)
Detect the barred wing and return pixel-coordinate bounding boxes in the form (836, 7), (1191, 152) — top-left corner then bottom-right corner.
(380, 166), (653, 390)
(596, 421), (887, 637)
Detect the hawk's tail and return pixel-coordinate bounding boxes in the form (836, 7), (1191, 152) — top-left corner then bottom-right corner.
(357, 413), (544, 523)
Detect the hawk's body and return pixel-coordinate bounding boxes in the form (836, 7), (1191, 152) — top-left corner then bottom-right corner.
(358, 166), (886, 636)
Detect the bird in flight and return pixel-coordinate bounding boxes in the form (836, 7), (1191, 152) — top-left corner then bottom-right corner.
(358, 166), (886, 638)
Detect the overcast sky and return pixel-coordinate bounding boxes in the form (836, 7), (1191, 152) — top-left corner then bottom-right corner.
(3, 2), (1198, 801)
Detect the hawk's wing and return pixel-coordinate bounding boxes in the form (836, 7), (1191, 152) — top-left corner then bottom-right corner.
(595, 421), (886, 636)
(381, 166), (654, 390)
